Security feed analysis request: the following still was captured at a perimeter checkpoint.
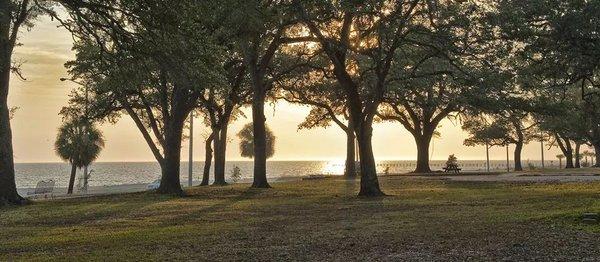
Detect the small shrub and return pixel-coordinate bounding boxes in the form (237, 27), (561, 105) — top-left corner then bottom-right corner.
(230, 166), (242, 183)
(528, 162), (536, 170)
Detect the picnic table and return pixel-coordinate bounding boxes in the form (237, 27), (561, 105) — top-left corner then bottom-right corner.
(442, 166), (462, 173)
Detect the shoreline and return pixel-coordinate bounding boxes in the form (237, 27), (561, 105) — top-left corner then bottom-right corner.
(18, 168), (600, 200)
(17, 175), (310, 200)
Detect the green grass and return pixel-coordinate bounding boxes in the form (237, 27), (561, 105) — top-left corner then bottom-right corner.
(2, 177), (600, 260)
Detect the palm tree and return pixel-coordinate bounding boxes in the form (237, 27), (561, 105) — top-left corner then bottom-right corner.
(556, 154), (564, 169)
(582, 150), (592, 167)
(238, 122), (276, 159)
(55, 120), (105, 194)
(585, 150), (597, 167)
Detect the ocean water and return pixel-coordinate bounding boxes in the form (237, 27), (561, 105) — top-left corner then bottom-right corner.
(15, 160), (555, 188)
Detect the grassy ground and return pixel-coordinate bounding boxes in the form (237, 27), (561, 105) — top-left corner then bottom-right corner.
(1, 176), (600, 261)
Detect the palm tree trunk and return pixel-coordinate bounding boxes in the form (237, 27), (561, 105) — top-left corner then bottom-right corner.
(67, 164), (77, 194)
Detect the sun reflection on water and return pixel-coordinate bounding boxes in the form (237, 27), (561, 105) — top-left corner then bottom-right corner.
(320, 160), (346, 175)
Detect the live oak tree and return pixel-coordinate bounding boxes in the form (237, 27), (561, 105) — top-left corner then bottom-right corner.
(294, 0), (482, 196)
(0, 0), (48, 205)
(58, 0), (225, 195)
(535, 89), (593, 169)
(496, 0), (600, 100)
(376, 0), (498, 174)
(467, 78), (543, 171)
(585, 98), (600, 167)
(496, 0), (600, 166)
(275, 46), (358, 178)
(226, 0), (307, 188)
(279, 82), (358, 178)
(462, 114), (510, 170)
(293, 0), (415, 196)
(198, 56), (250, 185)
(378, 58), (474, 173)
(462, 107), (537, 171)
(539, 119), (577, 169)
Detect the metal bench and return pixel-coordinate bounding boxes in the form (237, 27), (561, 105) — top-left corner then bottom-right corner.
(27, 180), (55, 199)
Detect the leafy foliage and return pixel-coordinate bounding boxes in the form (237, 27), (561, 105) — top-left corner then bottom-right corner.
(8, 107), (17, 119)
(463, 116), (512, 148)
(54, 119), (105, 168)
(237, 123), (275, 159)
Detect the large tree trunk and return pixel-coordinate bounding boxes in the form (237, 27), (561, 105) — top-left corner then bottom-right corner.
(200, 131), (215, 186)
(356, 121), (384, 197)
(251, 95), (270, 188)
(555, 134), (575, 169)
(213, 124), (228, 185)
(565, 152), (574, 169)
(67, 164), (77, 194)
(157, 116), (186, 195)
(574, 143), (581, 168)
(0, 29), (24, 205)
(344, 130), (356, 178)
(512, 120), (525, 171)
(564, 141), (574, 169)
(413, 133), (433, 173)
(514, 141), (523, 171)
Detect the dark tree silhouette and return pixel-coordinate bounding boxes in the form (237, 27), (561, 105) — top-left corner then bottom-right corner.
(227, 0), (310, 188)
(0, 0), (48, 205)
(198, 57), (249, 186)
(199, 131), (215, 186)
(277, 60), (358, 178)
(294, 0), (480, 196)
(58, 1), (226, 195)
(497, 0), (600, 167)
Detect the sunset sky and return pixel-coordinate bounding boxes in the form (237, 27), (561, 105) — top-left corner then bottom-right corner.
(9, 16), (567, 163)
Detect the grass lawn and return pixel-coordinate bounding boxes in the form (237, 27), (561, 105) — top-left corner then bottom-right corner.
(2, 176), (600, 261)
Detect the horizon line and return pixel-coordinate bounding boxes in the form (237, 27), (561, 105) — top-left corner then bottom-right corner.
(15, 159), (556, 164)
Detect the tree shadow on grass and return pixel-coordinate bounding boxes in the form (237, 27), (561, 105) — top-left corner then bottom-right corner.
(161, 188), (266, 226)
(2, 192), (175, 227)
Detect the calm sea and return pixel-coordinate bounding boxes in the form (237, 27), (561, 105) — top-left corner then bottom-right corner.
(15, 160), (554, 188)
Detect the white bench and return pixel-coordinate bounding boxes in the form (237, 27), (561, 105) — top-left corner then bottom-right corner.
(27, 180), (55, 199)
